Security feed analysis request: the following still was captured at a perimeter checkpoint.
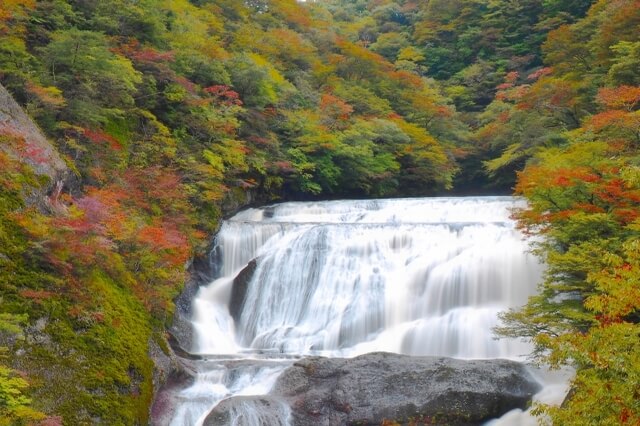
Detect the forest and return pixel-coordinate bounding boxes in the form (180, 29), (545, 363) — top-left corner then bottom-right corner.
(0, 0), (638, 424)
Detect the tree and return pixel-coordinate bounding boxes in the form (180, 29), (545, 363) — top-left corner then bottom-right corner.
(227, 53), (289, 108)
(39, 28), (142, 125)
(370, 32), (409, 61)
(497, 139), (640, 424)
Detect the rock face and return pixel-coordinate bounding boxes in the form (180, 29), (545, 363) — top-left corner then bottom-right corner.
(0, 84), (68, 188)
(149, 358), (198, 425)
(270, 352), (541, 426)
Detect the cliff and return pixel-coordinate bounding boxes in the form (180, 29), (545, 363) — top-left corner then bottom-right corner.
(0, 84), (69, 204)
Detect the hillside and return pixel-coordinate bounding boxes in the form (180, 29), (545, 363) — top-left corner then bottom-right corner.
(0, 0), (638, 424)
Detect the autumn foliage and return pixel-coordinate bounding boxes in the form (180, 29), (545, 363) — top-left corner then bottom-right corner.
(490, 2), (640, 424)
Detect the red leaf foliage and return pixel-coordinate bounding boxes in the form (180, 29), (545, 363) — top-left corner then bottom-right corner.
(20, 289), (56, 301)
(83, 129), (123, 150)
(204, 85), (243, 106)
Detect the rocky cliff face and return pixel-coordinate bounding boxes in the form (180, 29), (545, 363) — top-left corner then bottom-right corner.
(0, 84), (69, 204)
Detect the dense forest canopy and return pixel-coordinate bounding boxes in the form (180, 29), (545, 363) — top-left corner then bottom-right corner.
(0, 0), (638, 424)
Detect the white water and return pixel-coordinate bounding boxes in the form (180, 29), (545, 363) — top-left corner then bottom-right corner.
(169, 197), (561, 425)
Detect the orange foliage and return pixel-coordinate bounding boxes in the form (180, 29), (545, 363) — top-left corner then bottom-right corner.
(271, 0), (312, 28)
(388, 70), (422, 88)
(587, 101), (640, 144)
(320, 93), (353, 121)
(204, 85), (243, 106)
(597, 86), (640, 111)
(116, 39), (176, 63)
(588, 110), (632, 130)
(25, 81), (65, 107)
(0, 0), (35, 23)
(595, 0), (640, 61)
(527, 67), (553, 81)
(138, 222), (190, 268)
(505, 71), (519, 83)
(516, 159), (640, 229)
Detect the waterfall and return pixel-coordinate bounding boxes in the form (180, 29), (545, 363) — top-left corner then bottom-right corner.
(168, 197), (547, 425)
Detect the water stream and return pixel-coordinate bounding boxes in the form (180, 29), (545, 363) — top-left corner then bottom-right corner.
(168, 197), (560, 425)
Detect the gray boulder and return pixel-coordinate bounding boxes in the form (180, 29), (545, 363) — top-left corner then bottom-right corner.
(270, 352), (540, 426)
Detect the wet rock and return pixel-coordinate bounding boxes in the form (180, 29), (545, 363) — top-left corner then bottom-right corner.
(147, 333), (192, 423)
(149, 358), (198, 425)
(229, 259), (257, 323)
(169, 279), (198, 353)
(170, 252), (216, 352)
(271, 352), (541, 426)
(203, 395), (291, 426)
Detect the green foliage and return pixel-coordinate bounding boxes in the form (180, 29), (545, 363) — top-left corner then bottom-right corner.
(493, 5), (640, 416)
(607, 41), (640, 86)
(0, 365), (46, 426)
(0, 312), (43, 425)
(483, 2), (640, 422)
(370, 32), (408, 61)
(39, 28), (142, 124)
(227, 53), (284, 108)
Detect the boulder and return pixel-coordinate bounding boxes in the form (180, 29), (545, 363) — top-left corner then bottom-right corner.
(270, 352), (541, 426)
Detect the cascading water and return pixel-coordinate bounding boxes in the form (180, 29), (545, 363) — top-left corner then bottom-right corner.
(168, 197), (551, 425)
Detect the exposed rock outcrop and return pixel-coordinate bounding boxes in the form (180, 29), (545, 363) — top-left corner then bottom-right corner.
(149, 358), (198, 426)
(270, 352), (541, 426)
(0, 84), (69, 202)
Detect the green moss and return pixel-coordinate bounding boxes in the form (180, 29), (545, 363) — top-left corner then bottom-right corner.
(152, 331), (171, 357)
(9, 270), (155, 425)
(1, 183), (155, 424)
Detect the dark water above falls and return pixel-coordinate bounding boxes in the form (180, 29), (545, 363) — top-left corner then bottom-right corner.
(168, 197), (563, 425)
